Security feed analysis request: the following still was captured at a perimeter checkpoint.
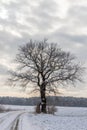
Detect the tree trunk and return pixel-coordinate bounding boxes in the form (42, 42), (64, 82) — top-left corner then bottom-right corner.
(40, 84), (47, 113)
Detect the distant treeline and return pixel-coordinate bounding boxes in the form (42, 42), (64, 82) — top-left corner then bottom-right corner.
(0, 96), (87, 107)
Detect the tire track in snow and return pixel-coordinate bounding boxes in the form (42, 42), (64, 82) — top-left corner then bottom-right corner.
(0, 111), (26, 130)
(0, 111), (21, 124)
(8, 112), (26, 130)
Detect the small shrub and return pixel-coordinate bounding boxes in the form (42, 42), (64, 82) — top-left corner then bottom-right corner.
(47, 105), (57, 115)
(0, 105), (6, 113)
(0, 105), (12, 113)
(35, 103), (41, 114)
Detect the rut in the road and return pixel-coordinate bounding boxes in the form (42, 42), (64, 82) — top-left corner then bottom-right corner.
(6, 112), (26, 130)
(0, 111), (19, 125)
(10, 118), (19, 130)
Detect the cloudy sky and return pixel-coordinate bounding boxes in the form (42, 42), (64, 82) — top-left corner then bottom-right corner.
(0, 0), (87, 97)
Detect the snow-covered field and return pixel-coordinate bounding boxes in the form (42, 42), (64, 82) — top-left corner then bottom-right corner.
(0, 105), (87, 130)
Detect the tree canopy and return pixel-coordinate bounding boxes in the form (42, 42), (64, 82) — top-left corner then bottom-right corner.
(9, 39), (84, 112)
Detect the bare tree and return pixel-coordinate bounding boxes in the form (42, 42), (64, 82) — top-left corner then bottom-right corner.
(8, 39), (84, 113)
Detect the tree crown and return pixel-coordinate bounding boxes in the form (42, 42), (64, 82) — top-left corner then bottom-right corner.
(9, 39), (84, 94)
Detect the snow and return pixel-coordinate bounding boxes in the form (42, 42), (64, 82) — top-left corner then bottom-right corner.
(0, 105), (87, 130)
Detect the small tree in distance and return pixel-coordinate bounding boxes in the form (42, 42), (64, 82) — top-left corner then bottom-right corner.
(8, 39), (84, 113)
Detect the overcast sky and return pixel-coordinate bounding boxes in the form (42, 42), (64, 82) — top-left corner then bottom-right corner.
(0, 0), (87, 97)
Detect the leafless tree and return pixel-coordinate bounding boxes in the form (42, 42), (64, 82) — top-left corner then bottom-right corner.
(8, 39), (84, 113)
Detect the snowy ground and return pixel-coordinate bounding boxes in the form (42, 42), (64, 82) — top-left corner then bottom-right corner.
(0, 105), (87, 130)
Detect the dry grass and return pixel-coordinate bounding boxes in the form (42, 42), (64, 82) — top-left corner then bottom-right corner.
(0, 105), (6, 113)
(47, 105), (57, 115)
(0, 105), (12, 113)
(35, 103), (57, 115)
(35, 103), (41, 114)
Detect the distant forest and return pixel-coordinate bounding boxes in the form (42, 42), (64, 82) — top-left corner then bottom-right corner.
(0, 96), (87, 107)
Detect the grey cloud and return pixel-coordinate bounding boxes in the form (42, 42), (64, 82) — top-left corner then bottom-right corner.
(0, 0), (66, 46)
(0, 0), (87, 96)
(0, 31), (27, 68)
(0, 64), (8, 75)
(56, 32), (87, 44)
(0, 0), (86, 68)
(67, 5), (87, 26)
(29, 0), (60, 31)
(50, 30), (87, 48)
